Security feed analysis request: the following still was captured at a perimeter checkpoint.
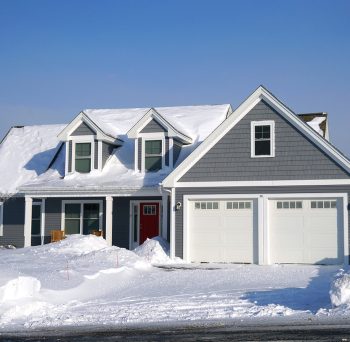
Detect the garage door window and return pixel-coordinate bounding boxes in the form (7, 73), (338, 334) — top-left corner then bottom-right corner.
(276, 201), (303, 209)
(311, 200), (336, 209)
(226, 201), (251, 209)
(194, 202), (219, 210)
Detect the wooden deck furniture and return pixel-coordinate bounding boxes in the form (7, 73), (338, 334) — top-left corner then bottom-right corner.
(50, 230), (65, 242)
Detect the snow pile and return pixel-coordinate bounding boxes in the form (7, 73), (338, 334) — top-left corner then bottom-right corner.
(134, 237), (170, 264)
(306, 116), (326, 136)
(330, 269), (350, 307)
(0, 277), (41, 302)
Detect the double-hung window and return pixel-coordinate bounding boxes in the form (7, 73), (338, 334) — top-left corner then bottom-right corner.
(145, 140), (163, 172)
(75, 143), (92, 173)
(251, 121), (275, 157)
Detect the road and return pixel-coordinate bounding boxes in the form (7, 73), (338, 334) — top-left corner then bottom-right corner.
(2, 324), (350, 341)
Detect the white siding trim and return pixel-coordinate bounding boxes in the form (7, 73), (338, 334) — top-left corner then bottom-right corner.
(134, 139), (138, 171)
(175, 179), (350, 187)
(41, 199), (46, 245)
(0, 202), (3, 236)
(169, 138), (174, 168)
(65, 142), (69, 176)
(98, 140), (103, 171)
(24, 196), (33, 247)
(170, 188), (176, 259)
(105, 196), (113, 246)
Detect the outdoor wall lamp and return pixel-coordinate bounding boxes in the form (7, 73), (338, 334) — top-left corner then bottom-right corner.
(176, 202), (182, 211)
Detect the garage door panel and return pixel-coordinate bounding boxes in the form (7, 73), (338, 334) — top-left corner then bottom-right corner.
(269, 198), (343, 265)
(188, 199), (256, 263)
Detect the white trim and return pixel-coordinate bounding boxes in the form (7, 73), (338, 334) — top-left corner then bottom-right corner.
(24, 196), (32, 247)
(65, 142), (69, 175)
(41, 199), (46, 245)
(127, 108), (192, 144)
(162, 86), (350, 187)
(174, 179), (350, 187)
(98, 140), (103, 171)
(70, 137), (95, 174)
(105, 196), (113, 246)
(0, 202), (3, 237)
(170, 188), (175, 259)
(141, 136), (165, 173)
(162, 192), (168, 240)
(57, 112), (123, 145)
(61, 200), (103, 235)
(134, 139), (138, 171)
(251, 120), (275, 158)
(182, 192), (348, 265)
(128, 200), (162, 250)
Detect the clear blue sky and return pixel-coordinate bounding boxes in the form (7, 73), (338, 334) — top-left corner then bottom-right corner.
(0, 0), (349, 155)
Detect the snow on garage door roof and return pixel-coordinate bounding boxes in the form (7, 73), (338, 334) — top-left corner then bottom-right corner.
(0, 124), (66, 195)
(84, 104), (231, 141)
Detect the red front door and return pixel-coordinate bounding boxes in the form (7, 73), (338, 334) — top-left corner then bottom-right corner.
(139, 203), (160, 244)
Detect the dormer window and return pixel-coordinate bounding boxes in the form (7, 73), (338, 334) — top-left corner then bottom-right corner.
(145, 140), (163, 172)
(75, 142), (92, 173)
(251, 121), (275, 158)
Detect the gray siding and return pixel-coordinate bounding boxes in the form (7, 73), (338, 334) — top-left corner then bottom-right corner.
(138, 138), (142, 171)
(102, 142), (114, 168)
(68, 141), (72, 173)
(180, 100), (349, 182)
(174, 186), (350, 259)
(94, 140), (99, 169)
(173, 140), (183, 166)
(71, 122), (96, 136)
(0, 197), (25, 248)
(112, 196), (162, 249)
(140, 119), (167, 133)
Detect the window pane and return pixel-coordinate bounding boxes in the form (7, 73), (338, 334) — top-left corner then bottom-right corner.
(255, 140), (271, 156)
(84, 203), (99, 219)
(213, 202), (219, 209)
(145, 156), (162, 171)
(283, 202), (289, 209)
(324, 201), (330, 208)
(65, 219), (80, 235)
(201, 202), (206, 209)
(83, 218), (99, 235)
(31, 219), (41, 235)
(245, 202), (251, 209)
(296, 201), (303, 209)
(65, 204), (81, 219)
(76, 143), (91, 157)
(195, 202), (200, 209)
(317, 201), (323, 208)
(331, 201), (337, 208)
(227, 202), (232, 209)
(290, 201), (296, 209)
(239, 202), (244, 209)
(145, 140), (162, 155)
(233, 202), (238, 209)
(277, 202), (282, 209)
(75, 158), (91, 173)
(32, 205), (41, 220)
(207, 202), (213, 209)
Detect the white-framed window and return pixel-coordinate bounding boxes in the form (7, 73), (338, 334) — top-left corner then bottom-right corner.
(142, 137), (165, 172)
(276, 201), (303, 209)
(251, 121), (275, 158)
(311, 200), (337, 209)
(0, 202), (3, 236)
(143, 205), (157, 215)
(194, 201), (219, 210)
(62, 200), (103, 235)
(226, 201), (251, 210)
(75, 142), (92, 173)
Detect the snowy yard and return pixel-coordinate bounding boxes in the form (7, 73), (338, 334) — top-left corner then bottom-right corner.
(0, 235), (350, 332)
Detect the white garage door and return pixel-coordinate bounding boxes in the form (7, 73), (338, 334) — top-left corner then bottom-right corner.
(269, 198), (343, 265)
(188, 199), (257, 263)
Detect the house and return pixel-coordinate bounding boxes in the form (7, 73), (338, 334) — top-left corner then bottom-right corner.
(0, 85), (349, 265)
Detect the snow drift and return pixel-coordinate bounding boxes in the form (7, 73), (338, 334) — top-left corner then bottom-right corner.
(330, 269), (350, 307)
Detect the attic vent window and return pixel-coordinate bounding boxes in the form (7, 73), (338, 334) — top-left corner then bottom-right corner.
(75, 143), (91, 173)
(251, 121), (275, 158)
(145, 140), (162, 172)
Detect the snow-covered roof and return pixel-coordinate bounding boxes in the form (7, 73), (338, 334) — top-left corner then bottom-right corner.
(14, 105), (231, 194)
(0, 125), (66, 195)
(84, 105), (231, 142)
